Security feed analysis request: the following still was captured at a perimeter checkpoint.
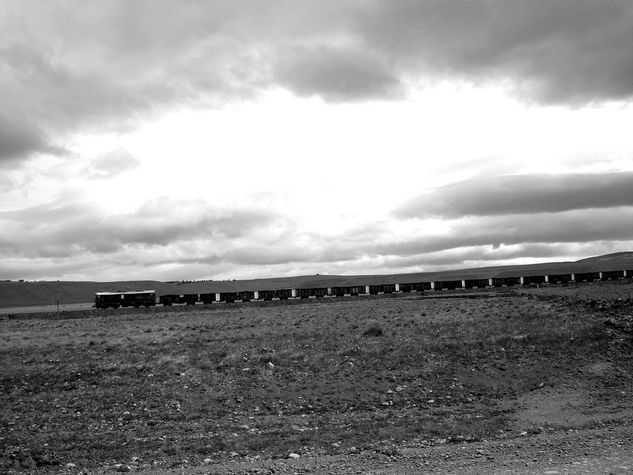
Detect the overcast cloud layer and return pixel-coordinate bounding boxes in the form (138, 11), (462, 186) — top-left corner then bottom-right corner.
(2, 1), (633, 163)
(399, 172), (633, 218)
(1, 1), (633, 280)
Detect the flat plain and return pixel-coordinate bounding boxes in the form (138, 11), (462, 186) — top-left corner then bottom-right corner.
(1, 282), (633, 473)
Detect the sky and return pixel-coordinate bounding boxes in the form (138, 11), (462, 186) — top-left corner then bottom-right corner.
(1, 0), (633, 282)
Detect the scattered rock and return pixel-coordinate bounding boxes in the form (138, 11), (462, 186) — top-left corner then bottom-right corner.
(288, 453), (300, 459)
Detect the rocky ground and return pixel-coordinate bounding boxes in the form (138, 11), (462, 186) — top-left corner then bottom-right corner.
(1, 282), (632, 473)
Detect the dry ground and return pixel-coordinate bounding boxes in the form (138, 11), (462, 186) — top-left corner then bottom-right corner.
(1, 283), (632, 473)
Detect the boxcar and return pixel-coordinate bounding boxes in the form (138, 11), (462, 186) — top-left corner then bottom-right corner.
(159, 294), (198, 306)
(573, 272), (600, 282)
(368, 284), (384, 295)
(275, 289), (293, 300)
(199, 293), (216, 304)
(398, 282), (426, 293)
(238, 291), (255, 302)
(522, 275), (546, 285)
(600, 270), (624, 280)
(382, 284), (396, 294)
(434, 280), (463, 290)
(312, 287), (328, 298)
(492, 277), (521, 287)
(219, 292), (238, 303)
(331, 286), (365, 296)
(296, 288), (312, 299)
(548, 274), (573, 285)
(258, 290), (275, 301)
(464, 278), (489, 289)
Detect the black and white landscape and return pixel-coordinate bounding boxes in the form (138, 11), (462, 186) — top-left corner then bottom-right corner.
(1, 1), (633, 282)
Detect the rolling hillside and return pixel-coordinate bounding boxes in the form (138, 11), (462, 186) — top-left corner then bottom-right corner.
(2, 251), (633, 308)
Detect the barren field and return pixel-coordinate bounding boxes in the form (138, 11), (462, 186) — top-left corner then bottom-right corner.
(1, 283), (633, 473)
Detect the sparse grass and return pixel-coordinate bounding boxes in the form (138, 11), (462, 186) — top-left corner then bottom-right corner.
(1, 290), (632, 471)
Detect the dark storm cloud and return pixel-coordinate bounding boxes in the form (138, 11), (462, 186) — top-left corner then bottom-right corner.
(0, 199), (277, 258)
(398, 172), (633, 218)
(0, 112), (62, 163)
(274, 45), (402, 102)
(2, 0), (632, 165)
(359, 0), (633, 104)
(373, 208), (633, 258)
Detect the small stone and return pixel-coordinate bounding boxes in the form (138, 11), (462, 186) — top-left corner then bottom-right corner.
(66, 462), (76, 469)
(395, 386), (404, 392)
(268, 362), (275, 368)
(204, 458), (214, 464)
(288, 453), (300, 459)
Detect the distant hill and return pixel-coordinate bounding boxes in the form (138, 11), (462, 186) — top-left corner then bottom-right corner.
(2, 251), (632, 308)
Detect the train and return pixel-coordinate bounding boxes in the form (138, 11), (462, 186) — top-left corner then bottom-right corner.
(93, 268), (633, 309)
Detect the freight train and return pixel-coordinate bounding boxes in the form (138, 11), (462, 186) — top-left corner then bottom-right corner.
(94, 269), (633, 309)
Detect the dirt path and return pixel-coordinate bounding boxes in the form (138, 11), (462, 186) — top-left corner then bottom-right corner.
(136, 424), (633, 474)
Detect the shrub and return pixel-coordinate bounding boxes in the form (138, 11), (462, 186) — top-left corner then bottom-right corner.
(362, 320), (384, 337)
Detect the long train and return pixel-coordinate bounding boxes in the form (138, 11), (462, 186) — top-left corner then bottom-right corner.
(94, 269), (633, 309)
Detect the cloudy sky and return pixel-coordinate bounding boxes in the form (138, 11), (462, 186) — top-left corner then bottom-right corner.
(1, 1), (633, 281)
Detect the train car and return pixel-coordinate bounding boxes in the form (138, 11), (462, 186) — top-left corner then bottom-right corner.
(238, 291), (255, 302)
(275, 289), (293, 300)
(464, 278), (489, 289)
(600, 270), (624, 280)
(257, 290), (275, 301)
(95, 290), (156, 309)
(331, 286), (364, 297)
(218, 292), (238, 303)
(382, 284), (396, 294)
(348, 285), (366, 296)
(311, 287), (329, 298)
(434, 280), (463, 290)
(159, 294), (198, 306)
(182, 294), (199, 305)
(492, 277), (521, 287)
(368, 284), (384, 295)
(159, 294), (179, 306)
(398, 282), (426, 293)
(294, 287), (329, 298)
(573, 272), (600, 282)
(522, 275), (547, 285)
(548, 274), (572, 284)
(296, 288), (312, 299)
(199, 293), (216, 304)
